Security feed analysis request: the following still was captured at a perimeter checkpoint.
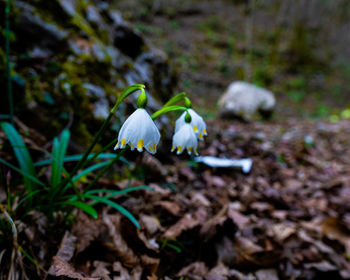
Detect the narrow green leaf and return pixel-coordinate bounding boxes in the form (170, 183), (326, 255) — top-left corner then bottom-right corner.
(16, 189), (44, 209)
(60, 185), (151, 202)
(165, 243), (182, 253)
(50, 137), (60, 187)
(87, 185), (152, 198)
(82, 194), (140, 228)
(50, 130), (70, 187)
(64, 200), (98, 218)
(72, 161), (110, 183)
(0, 158), (45, 187)
(35, 153), (129, 166)
(1, 122), (37, 191)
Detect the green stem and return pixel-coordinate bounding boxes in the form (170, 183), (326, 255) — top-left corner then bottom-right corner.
(58, 84), (144, 189)
(163, 92), (186, 107)
(151, 105), (188, 120)
(5, 0), (13, 124)
(81, 138), (118, 169)
(84, 149), (126, 192)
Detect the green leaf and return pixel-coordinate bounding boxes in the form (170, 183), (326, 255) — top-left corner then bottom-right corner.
(1, 122), (37, 191)
(16, 189), (44, 209)
(50, 137), (60, 188)
(87, 185), (152, 199)
(50, 130), (70, 187)
(64, 200), (98, 218)
(0, 158), (45, 187)
(72, 161), (110, 183)
(165, 243), (182, 253)
(60, 185), (152, 203)
(83, 194), (140, 228)
(35, 153), (129, 166)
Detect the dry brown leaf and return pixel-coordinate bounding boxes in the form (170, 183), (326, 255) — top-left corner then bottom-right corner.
(205, 263), (229, 280)
(177, 262), (208, 279)
(201, 203), (248, 241)
(113, 262), (130, 280)
(71, 212), (101, 253)
(146, 273), (158, 280)
(140, 214), (162, 234)
(179, 166), (197, 181)
(52, 256), (98, 280)
(234, 236), (264, 259)
(148, 183), (172, 195)
(143, 153), (167, 176)
(155, 200), (181, 216)
(200, 205), (229, 241)
(136, 231), (160, 251)
(304, 261), (337, 272)
(91, 261), (111, 280)
(216, 236), (238, 267)
(56, 231), (77, 261)
(270, 223), (296, 242)
(255, 269), (279, 280)
(164, 207), (208, 238)
(320, 217), (350, 255)
(190, 192), (211, 207)
(49, 231), (77, 275)
(103, 214), (139, 267)
(227, 208), (250, 230)
(140, 255), (159, 274)
(130, 266), (143, 280)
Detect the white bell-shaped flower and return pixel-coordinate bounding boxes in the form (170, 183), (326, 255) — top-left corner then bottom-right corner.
(171, 123), (198, 155)
(114, 108), (160, 154)
(175, 108), (207, 140)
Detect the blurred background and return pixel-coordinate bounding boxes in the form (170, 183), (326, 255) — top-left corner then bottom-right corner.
(1, 0), (350, 141)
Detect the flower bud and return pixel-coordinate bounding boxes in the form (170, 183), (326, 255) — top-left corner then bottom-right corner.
(136, 89), (148, 108)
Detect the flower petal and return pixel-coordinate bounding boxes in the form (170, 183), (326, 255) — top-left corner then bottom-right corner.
(115, 108), (160, 154)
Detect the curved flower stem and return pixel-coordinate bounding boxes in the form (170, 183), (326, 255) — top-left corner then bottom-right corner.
(151, 105), (188, 120)
(163, 92), (186, 107)
(58, 84), (145, 190)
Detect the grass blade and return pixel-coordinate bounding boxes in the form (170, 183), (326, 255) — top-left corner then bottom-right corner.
(87, 185), (152, 198)
(82, 194), (140, 228)
(50, 137), (60, 187)
(1, 122), (37, 192)
(60, 185), (151, 204)
(72, 161), (110, 183)
(34, 153), (129, 166)
(0, 158), (45, 187)
(64, 200), (98, 219)
(16, 189), (44, 210)
(50, 130), (70, 187)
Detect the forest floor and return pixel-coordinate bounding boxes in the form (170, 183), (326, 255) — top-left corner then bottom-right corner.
(2, 118), (350, 279)
(2, 1), (350, 279)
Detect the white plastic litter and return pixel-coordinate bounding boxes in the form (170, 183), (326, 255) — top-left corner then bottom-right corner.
(194, 156), (253, 173)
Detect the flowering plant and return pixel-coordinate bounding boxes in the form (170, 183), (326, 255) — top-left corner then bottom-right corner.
(1, 84), (207, 229)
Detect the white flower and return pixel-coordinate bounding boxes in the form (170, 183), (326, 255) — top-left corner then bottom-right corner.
(175, 108), (207, 140)
(114, 108), (160, 154)
(171, 123), (198, 155)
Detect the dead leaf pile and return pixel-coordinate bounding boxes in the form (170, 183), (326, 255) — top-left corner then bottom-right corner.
(2, 119), (350, 279)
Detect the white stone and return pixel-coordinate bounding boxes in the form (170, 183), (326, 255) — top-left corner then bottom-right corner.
(218, 81), (276, 120)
